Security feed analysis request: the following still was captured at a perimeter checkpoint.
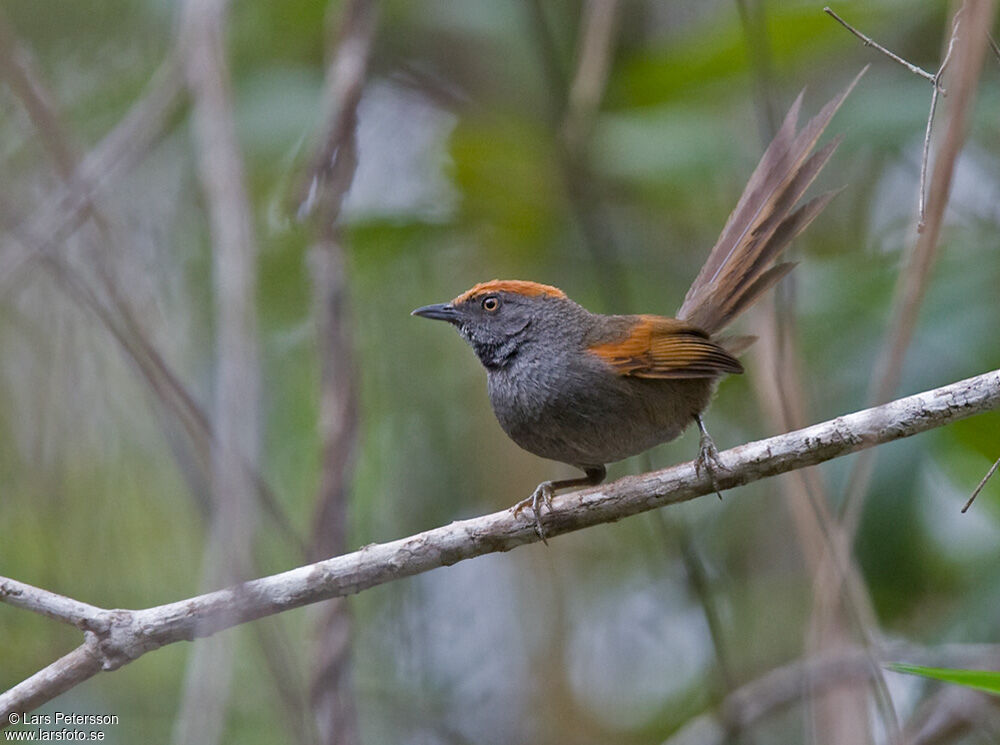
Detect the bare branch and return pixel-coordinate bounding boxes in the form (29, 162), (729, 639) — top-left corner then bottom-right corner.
(1, 644), (104, 720)
(0, 578), (104, 628)
(2, 0), (300, 564)
(2, 367), (999, 721)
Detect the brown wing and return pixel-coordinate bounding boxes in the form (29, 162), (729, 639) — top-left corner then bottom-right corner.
(588, 315), (743, 380)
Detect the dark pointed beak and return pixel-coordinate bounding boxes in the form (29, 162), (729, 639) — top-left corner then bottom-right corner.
(411, 303), (459, 323)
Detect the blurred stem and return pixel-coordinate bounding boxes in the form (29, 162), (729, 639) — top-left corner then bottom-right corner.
(563, 0), (621, 153)
(174, 0), (262, 742)
(665, 643), (1000, 745)
(734, 2), (896, 742)
(523, 0), (568, 111)
(649, 510), (747, 745)
(0, 10), (303, 551)
(0, 11), (78, 176)
(734, 0), (779, 141)
(0, 19), (313, 734)
(523, 0), (631, 312)
(301, 2), (378, 744)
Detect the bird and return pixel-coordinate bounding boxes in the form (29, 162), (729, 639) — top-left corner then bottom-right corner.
(413, 71), (863, 540)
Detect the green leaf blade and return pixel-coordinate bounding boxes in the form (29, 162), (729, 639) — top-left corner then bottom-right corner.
(888, 663), (1000, 696)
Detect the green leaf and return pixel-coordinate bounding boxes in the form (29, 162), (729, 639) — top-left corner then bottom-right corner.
(888, 663), (1000, 695)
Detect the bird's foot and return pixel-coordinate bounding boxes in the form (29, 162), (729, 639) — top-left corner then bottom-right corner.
(694, 416), (727, 500)
(512, 481), (555, 544)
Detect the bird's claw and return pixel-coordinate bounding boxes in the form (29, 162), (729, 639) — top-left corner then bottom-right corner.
(512, 481), (554, 543)
(695, 429), (727, 500)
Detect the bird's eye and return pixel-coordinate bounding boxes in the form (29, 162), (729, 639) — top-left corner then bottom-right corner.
(482, 296), (501, 312)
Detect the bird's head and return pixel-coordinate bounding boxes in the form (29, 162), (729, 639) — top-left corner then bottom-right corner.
(412, 280), (572, 370)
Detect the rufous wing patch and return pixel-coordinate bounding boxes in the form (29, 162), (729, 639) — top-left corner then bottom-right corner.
(589, 315), (744, 379)
(452, 280), (566, 305)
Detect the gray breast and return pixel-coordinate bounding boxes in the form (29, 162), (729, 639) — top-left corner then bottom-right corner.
(487, 351), (715, 468)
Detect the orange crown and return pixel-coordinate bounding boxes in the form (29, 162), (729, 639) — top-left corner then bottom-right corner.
(452, 280), (566, 305)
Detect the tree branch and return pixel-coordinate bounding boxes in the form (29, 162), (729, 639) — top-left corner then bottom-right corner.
(1, 645), (104, 720)
(0, 578), (104, 629)
(2, 367), (999, 722)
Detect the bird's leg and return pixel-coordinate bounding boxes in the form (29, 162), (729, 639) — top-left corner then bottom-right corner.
(694, 414), (726, 500)
(512, 465), (606, 543)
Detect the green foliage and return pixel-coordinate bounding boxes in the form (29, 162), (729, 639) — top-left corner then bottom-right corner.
(888, 663), (1000, 695)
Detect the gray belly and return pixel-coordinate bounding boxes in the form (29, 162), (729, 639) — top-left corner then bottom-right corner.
(487, 361), (715, 468)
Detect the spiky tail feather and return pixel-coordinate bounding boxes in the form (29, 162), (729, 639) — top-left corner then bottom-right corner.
(677, 67), (866, 336)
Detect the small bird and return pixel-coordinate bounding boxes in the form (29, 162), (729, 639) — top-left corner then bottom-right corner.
(413, 72), (862, 539)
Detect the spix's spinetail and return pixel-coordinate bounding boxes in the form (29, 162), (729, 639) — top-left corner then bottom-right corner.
(414, 69), (865, 540)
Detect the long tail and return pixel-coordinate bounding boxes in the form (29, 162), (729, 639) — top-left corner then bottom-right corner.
(677, 67), (866, 336)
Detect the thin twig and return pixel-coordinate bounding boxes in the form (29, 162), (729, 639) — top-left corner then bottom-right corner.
(825, 5), (962, 230)
(2, 0), (301, 562)
(3, 367), (1000, 722)
(919, 9), (963, 230)
(0, 217), (306, 554)
(962, 455), (1000, 512)
(824, 7), (940, 85)
(990, 33), (1000, 61)
(919, 85), (943, 230)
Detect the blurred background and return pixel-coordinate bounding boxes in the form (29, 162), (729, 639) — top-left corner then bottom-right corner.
(1, 0), (999, 743)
